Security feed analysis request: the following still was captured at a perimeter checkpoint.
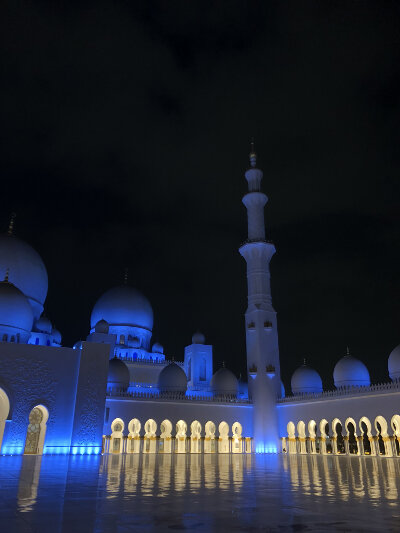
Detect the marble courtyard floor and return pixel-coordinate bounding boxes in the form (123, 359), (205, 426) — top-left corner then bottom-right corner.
(0, 453), (399, 532)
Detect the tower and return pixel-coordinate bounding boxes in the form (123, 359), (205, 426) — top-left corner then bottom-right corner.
(239, 141), (281, 452)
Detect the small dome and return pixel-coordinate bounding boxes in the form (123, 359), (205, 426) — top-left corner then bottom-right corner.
(280, 380), (286, 398)
(0, 280), (34, 340)
(334, 352), (370, 388)
(192, 331), (205, 344)
(91, 286), (153, 331)
(107, 357), (130, 391)
(0, 234), (48, 319)
(291, 364), (323, 394)
(211, 367), (238, 396)
(158, 362), (187, 393)
(152, 342), (164, 354)
(51, 327), (62, 345)
(388, 344), (400, 381)
(34, 315), (52, 334)
(95, 319), (109, 334)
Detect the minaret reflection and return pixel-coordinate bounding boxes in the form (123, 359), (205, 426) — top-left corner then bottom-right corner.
(17, 455), (42, 512)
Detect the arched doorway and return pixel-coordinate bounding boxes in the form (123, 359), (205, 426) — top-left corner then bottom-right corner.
(287, 421), (296, 454)
(359, 418), (372, 455)
(320, 419), (331, 454)
(308, 420), (317, 454)
(218, 421), (229, 453)
(297, 421), (307, 454)
(144, 419), (157, 453)
(391, 415), (400, 456)
(332, 419), (345, 454)
(175, 420), (187, 453)
(375, 416), (391, 456)
(110, 418), (124, 453)
(0, 388), (10, 453)
(345, 418), (358, 455)
(190, 420), (202, 453)
(232, 422), (243, 453)
(160, 419), (172, 453)
(128, 418), (141, 453)
(204, 421), (216, 453)
(24, 405), (49, 455)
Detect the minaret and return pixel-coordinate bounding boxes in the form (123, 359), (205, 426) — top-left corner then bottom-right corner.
(239, 141), (281, 453)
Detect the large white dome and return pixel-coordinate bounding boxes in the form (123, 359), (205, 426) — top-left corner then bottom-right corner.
(333, 353), (370, 388)
(388, 344), (400, 381)
(0, 234), (48, 319)
(158, 362), (187, 393)
(291, 363), (323, 394)
(91, 286), (153, 331)
(211, 367), (238, 396)
(0, 280), (34, 342)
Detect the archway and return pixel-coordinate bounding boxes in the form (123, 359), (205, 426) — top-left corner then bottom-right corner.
(218, 421), (229, 453)
(297, 421), (307, 454)
(160, 419), (172, 453)
(332, 419), (345, 454)
(175, 420), (187, 453)
(319, 419), (331, 454)
(375, 416), (390, 456)
(24, 405), (49, 455)
(308, 420), (317, 454)
(232, 422), (243, 453)
(144, 419), (157, 453)
(345, 418), (358, 455)
(0, 388), (10, 453)
(190, 421), (202, 453)
(391, 415), (400, 456)
(204, 421), (216, 453)
(359, 417), (372, 455)
(110, 418), (124, 453)
(128, 418), (141, 453)
(287, 421), (296, 454)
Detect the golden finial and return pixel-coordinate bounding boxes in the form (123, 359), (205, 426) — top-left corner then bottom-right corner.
(249, 137), (256, 168)
(8, 213), (16, 235)
(3, 268), (9, 283)
(346, 346), (350, 356)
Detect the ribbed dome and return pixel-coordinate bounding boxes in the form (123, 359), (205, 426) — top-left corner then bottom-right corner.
(107, 357), (130, 391)
(34, 315), (52, 334)
(51, 327), (62, 345)
(158, 362), (187, 393)
(95, 319), (109, 334)
(0, 280), (34, 340)
(291, 364), (323, 394)
(388, 344), (400, 381)
(211, 367), (238, 396)
(192, 331), (205, 344)
(91, 286), (153, 331)
(334, 353), (370, 388)
(0, 234), (48, 319)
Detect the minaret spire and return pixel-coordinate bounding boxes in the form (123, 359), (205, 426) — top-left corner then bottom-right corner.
(239, 141), (281, 453)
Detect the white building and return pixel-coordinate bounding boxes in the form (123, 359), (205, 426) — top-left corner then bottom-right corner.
(0, 146), (400, 457)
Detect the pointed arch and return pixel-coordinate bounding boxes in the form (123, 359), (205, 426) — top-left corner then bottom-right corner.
(175, 420), (187, 454)
(345, 417), (358, 455)
(127, 418), (141, 453)
(232, 422), (243, 453)
(160, 419), (172, 453)
(190, 420), (202, 453)
(218, 421), (229, 453)
(24, 405), (49, 455)
(359, 416), (373, 455)
(297, 421), (306, 454)
(204, 421), (216, 453)
(110, 418), (124, 454)
(375, 415), (391, 456)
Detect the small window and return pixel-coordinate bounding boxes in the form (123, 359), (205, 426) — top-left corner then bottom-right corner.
(10, 336), (15, 342)
(2, 334), (7, 342)
(35, 337), (40, 345)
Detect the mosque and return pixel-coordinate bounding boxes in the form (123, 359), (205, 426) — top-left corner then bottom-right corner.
(0, 145), (400, 458)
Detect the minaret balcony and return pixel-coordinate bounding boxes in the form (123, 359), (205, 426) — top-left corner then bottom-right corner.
(264, 321), (273, 331)
(249, 364), (257, 380)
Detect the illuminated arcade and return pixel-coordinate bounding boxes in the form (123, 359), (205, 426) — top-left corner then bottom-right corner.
(1, 146), (400, 458)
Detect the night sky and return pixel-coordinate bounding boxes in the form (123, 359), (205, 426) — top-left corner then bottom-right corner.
(1, 2), (399, 391)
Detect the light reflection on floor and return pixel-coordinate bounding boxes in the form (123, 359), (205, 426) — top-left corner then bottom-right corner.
(0, 453), (399, 531)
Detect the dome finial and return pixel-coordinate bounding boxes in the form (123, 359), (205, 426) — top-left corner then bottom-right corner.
(249, 137), (256, 168)
(124, 267), (128, 285)
(7, 213), (16, 235)
(3, 268), (9, 283)
(222, 360), (226, 368)
(303, 358), (307, 366)
(346, 346), (351, 356)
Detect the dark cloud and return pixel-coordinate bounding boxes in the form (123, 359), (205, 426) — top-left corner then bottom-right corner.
(1, 1), (399, 390)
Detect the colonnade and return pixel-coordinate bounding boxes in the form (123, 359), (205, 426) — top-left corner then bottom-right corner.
(283, 414), (400, 457)
(103, 418), (253, 454)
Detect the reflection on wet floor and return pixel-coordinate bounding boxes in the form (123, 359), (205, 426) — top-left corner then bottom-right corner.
(0, 453), (399, 532)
